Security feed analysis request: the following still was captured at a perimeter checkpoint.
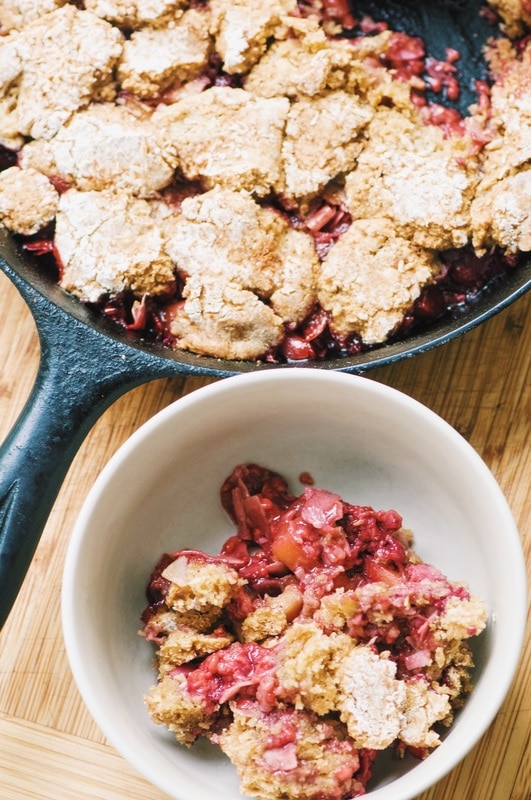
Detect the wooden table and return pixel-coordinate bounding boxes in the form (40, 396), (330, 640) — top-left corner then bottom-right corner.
(0, 270), (529, 800)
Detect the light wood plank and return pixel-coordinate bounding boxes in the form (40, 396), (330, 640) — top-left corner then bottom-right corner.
(0, 714), (170, 800)
(0, 269), (529, 800)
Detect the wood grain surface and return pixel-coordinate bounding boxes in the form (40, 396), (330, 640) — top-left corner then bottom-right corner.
(0, 270), (529, 800)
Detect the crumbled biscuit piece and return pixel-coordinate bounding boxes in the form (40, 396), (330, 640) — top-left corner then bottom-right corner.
(0, 36), (25, 149)
(153, 87), (289, 197)
(346, 32), (417, 111)
(0, 166), (59, 235)
(337, 646), (450, 749)
(145, 672), (212, 746)
(425, 640), (476, 709)
(244, 23), (357, 99)
(84, 0), (186, 29)
(172, 276), (286, 361)
(209, 0), (296, 74)
(471, 42), (531, 253)
(0, 6), (123, 143)
(164, 187), (285, 289)
(486, 0), (531, 37)
(276, 621), (354, 715)
(141, 608), (182, 642)
(20, 103), (174, 197)
(239, 605), (288, 643)
(216, 702), (364, 800)
(342, 27), (393, 62)
(0, 0), (67, 33)
(480, 40), (531, 181)
(434, 595), (488, 641)
(400, 681), (451, 748)
(163, 556), (245, 631)
(163, 187), (318, 359)
(318, 218), (440, 344)
(269, 225), (320, 323)
(344, 107), (477, 249)
(337, 647), (406, 749)
(117, 9), (211, 98)
(313, 589), (360, 634)
(244, 17), (391, 101)
(281, 91), (373, 203)
(471, 170), (531, 253)
(436, 643), (476, 708)
(54, 188), (174, 302)
(157, 626), (235, 671)
(240, 585), (302, 643)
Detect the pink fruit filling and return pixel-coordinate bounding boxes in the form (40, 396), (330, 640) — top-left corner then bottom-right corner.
(141, 464), (487, 800)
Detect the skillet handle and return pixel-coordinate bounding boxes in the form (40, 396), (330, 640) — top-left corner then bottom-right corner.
(0, 267), (178, 629)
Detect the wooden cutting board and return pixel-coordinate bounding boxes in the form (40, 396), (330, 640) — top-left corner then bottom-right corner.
(0, 270), (529, 800)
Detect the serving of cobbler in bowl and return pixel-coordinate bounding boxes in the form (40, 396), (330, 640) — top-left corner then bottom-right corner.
(0, 0), (529, 369)
(61, 370), (526, 800)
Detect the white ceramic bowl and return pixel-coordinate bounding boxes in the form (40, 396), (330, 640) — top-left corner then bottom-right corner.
(62, 369), (526, 800)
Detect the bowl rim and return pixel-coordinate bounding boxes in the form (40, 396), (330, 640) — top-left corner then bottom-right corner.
(61, 370), (527, 800)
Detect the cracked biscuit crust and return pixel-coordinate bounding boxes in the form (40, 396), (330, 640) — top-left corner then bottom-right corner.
(281, 91), (373, 204)
(153, 87), (289, 197)
(471, 40), (531, 253)
(0, 166), (59, 235)
(0, 0), (67, 33)
(20, 102), (174, 197)
(209, 0), (297, 75)
(0, 0), (527, 363)
(164, 187), (318, 359)
(55, 188), (175, 302)
(0, 6), (123, 144)
(318, 218), (440, 344)
(84, 0), (187, 29)
(117, 8), (211, 98)
(471, 170), (531, 253)
(344, 107), (477, 250)
(244, 20), (359, 100)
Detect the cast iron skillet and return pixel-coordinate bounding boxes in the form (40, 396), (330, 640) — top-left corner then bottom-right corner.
(0, 0), (530, 628)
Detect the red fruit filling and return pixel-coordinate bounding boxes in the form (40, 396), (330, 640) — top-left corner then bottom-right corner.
(1, 3), (525, 365)
(143, 463), (478, 678)
(141, 464), (487, 798)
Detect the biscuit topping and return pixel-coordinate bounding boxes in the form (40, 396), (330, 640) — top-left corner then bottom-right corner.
(0, 1), (528, 362)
